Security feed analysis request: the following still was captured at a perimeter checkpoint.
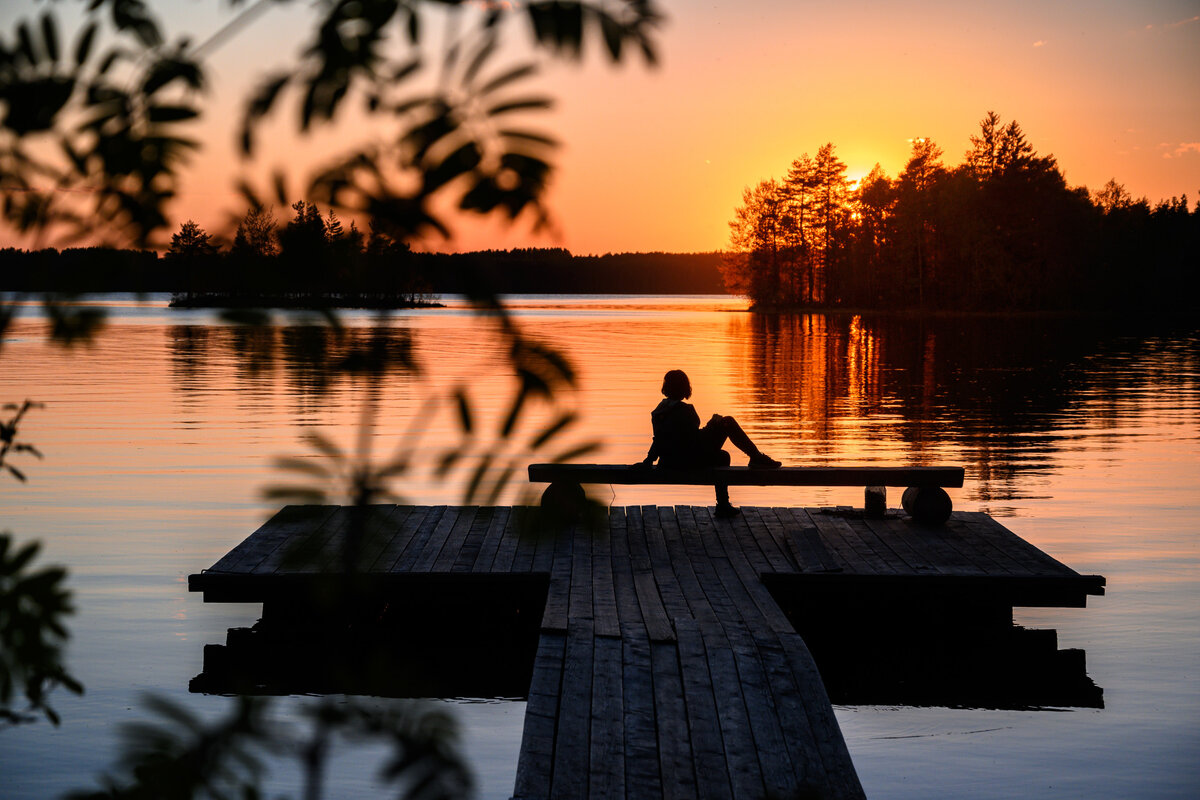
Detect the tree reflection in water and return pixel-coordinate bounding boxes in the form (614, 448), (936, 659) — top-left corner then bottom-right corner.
(737, 313), (1199, 509)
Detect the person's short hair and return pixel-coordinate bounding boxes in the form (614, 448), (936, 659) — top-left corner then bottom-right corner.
(661, 369), (692, 400)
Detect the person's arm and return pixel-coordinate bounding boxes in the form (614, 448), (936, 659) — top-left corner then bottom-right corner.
(639, 408), (666, 467)
(639, 439), (658, 467)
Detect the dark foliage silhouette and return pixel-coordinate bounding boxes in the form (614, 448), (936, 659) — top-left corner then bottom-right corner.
(0, 401), (84, 726)
(0, 245), (727, 297)
(0, 531), (83, 726)
(65, 694), (472, 800)
(725, 112), (1199, 311)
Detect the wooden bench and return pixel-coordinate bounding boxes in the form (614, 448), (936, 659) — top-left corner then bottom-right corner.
(527, 463), (965, 525)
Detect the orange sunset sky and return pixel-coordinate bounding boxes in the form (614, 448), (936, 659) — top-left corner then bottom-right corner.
(2, 0), (1198, 255)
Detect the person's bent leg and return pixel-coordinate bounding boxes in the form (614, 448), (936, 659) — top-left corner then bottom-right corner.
(720, 415), (781, 467)
(720, 415), (757, 455)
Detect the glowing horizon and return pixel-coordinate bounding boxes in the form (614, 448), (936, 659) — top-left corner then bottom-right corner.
(1, 0), (1196, 255)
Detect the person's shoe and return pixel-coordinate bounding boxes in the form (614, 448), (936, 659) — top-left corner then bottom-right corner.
(715, 501), (741, 519)
(748, 453), (782, 469)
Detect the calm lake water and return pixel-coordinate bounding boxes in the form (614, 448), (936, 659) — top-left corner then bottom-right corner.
(1, 295), (1197, 798)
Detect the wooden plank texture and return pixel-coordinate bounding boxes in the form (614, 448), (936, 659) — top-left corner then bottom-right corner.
(191, 501), (1107, 800)
(513, 630), (566, 800)
(210, 505), (338, 574)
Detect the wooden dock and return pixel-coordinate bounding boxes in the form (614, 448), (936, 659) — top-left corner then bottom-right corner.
(190, 505), (1105, 799)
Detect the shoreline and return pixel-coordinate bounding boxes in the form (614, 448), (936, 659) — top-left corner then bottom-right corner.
(741, 303), (1199, 319)
(168, 292), (444, 310)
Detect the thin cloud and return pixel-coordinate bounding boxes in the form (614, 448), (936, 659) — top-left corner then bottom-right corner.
(1142, 15), (1199, 32)
(1032, 40), (1046, 47)
(1161, 142), (1200, 159)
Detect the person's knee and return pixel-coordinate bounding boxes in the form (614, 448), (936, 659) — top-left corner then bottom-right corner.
(717, 450), (731, 466)
(720, 415), (736, 429)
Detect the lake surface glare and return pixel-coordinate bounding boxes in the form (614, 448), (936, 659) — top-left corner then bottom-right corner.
(1, 295), (1197, 798)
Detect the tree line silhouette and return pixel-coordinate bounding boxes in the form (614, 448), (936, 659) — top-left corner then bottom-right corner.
(1, 215), (727, 300)
(168, 201), (435, 306)
(724, 112), (1198, 312)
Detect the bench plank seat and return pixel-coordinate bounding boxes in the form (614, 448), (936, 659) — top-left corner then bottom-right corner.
(528, 463), (964, 488)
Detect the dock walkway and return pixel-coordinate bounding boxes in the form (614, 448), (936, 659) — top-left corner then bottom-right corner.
(190, 505), (1104, 800)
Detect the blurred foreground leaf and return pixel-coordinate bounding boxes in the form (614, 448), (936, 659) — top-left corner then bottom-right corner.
(0, 532), (82, 726)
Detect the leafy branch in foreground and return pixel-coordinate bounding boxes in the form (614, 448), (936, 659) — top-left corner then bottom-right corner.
(0, 532), (83, 726)
(1, 1), (662, 250)
(0, 399), (44, 482)
(67, 693), (472, 800)
(239, 0), (662, 244)
(0, 3), (202, 248)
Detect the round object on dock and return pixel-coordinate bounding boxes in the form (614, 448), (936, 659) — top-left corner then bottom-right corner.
(901, 485), (952, 525)
(541, 480), (586, 520)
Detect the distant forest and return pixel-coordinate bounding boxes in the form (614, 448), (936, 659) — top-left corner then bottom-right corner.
(0, 201), (725, 300)
(725, 112), (1199, 312)
(3, 116), (1196, 311)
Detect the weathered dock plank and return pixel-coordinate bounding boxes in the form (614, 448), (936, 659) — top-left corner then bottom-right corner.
(261, 505), (349, 575)
(511, 519), (540, 574)
(210, 504), (338, 574)
(792, 508), (886, 575)
(755, 634), (828, 793)
(588, 633), (626, 799)
(626, 506), (676, 643)
(514, 630), (565, 800)
(551, 619), (594, 800)
(650, 640), (697, 799)
(608, 507), (644, 637)
(591, 522), (621, 638)
(664, 506), (722, 627)
(643, 506), (693, 625)
(568, 521), (593, 624)
(726, 624), (797, 799)
(751, 507), (804, 575)
(673, 618), (733, 800)
(703, 622), (765, 798)
(367, 505), (429, 572)
(961, 512), (1073, 575)
(421, 505), (477, 572)
(351, 505), (413, 574)
(786, 519), (848, 574)
(621, 632), (663, 798)
(392, 505), (455, 572)
(450, 505), (493, 572)
(815, 508), (912, 576)
(540, 526), (573, 633)
(468, 505), (511, 573)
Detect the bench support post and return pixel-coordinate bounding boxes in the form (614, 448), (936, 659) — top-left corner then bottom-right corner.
(864, 486), (887, 517)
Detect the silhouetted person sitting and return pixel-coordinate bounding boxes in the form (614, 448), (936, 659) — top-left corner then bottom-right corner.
(639, 369), (781, 518)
